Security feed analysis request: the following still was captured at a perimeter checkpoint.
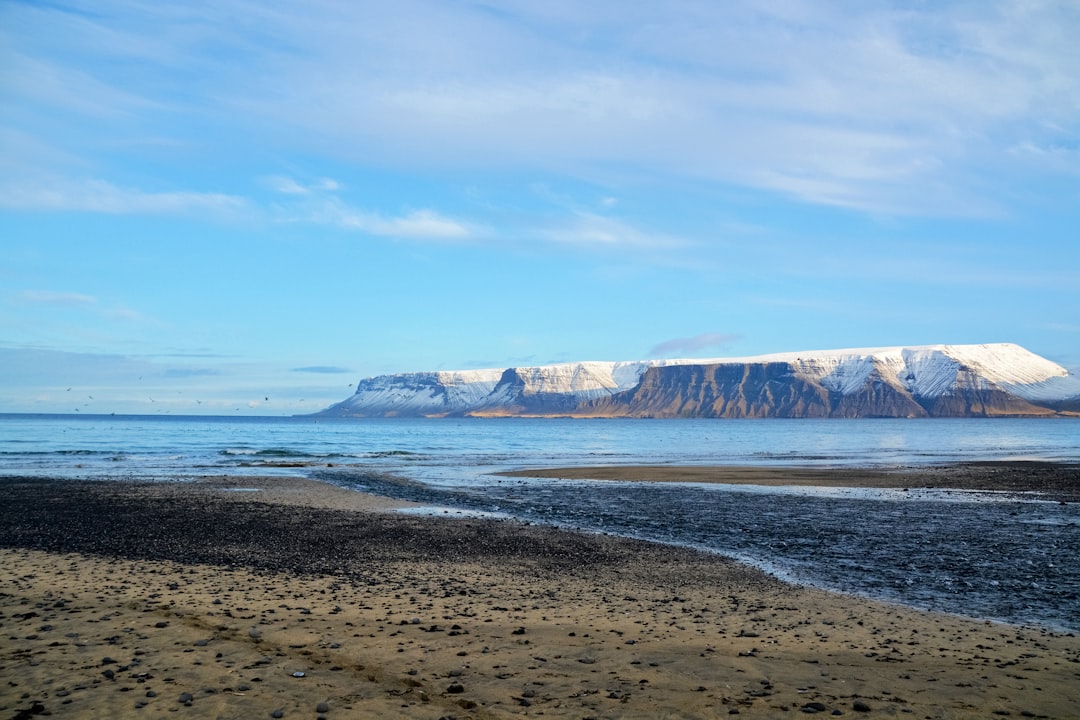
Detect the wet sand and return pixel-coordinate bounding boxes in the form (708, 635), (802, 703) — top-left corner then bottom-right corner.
(499, 461), (1080, 502)
(2, 472), (1079, 719)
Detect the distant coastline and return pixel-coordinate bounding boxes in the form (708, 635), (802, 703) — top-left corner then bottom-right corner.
(319, 343), (1080, 419)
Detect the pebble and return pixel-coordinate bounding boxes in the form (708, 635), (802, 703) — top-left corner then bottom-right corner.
(316, 701), (330, 713)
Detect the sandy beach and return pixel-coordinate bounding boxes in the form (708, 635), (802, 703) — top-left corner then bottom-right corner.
(2, 470), (1079, 719)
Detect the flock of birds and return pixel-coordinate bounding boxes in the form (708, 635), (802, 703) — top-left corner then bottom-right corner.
(63, 382), (356, 414)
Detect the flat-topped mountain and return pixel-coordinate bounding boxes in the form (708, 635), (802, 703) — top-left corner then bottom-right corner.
(316, 343), (1080, 418)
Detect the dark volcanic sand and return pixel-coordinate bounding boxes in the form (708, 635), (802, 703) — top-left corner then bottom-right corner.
(0, 477), (774, 592)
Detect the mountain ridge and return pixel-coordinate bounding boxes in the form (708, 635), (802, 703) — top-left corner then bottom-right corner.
(317, 343), (1080, 418)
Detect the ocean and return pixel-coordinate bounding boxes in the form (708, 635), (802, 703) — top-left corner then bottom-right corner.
(1, 414), (1078, 631)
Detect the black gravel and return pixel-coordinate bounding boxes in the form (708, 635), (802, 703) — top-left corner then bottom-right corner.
(0, 477), (776, 592)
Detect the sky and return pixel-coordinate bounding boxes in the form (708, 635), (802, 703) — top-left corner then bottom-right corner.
(2, 0), (1079, 416)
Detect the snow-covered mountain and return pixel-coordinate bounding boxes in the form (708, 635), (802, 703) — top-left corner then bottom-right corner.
(316, 343), (1080, 418)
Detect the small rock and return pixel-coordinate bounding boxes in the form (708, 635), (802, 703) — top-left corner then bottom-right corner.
(316, 702), (330, 713)
(178, 692), (193, 704)
(271, 709), (284, 719)
(447, 683), (465, 694)
(853, 700), (871, 712)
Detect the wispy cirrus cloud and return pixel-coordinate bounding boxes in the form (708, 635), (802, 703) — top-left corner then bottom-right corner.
(12, 289), (153, 327)
(291, 365), (353, 374)
(263, 174), (472, 240)
(220, 1), (1080, 216)
(303, 198), (472, 240)
(649, 333), (743, 358)
(263, 175), (341, 195)
(7, 1), (1078, 219)
(0, 178), (247, 216)
(544, 212), (685, 249)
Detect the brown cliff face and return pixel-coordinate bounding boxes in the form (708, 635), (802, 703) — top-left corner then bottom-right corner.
(575, 362), (1058, 419)
(578, 363), (834, 418)
(916, 369), (1056, 417)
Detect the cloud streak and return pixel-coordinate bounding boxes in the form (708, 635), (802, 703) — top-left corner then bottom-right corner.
(649, 333), (743, 358)
(5, 1), (1078, 220)
(0, 178), (247, 216)
(227, 1), (1080, 216)
(291, 365), (353, 374)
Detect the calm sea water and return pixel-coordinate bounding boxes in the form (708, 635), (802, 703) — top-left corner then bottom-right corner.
(1, 414), (1078, 631)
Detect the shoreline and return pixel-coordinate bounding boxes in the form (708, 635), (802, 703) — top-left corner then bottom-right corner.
(2, 474), (1079, 719)
(497, 460), (1080, 502)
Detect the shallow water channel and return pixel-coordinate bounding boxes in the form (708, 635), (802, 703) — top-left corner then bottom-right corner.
(317, 468), (1080, 633)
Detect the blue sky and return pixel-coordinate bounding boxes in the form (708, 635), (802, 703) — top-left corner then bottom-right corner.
(2, 0), (1078, 415)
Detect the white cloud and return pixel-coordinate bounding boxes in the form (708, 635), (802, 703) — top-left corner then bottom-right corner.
(255, 1), (1080, 215)
(0, 178), (247, 215)
(544, 212), (685, 249)
(5, 0), (1079, 217)
(265, 175), (312, 195)
(364, 209), (470, 239)
(17, 291), (98, 306)
(260, 175), (468, 239)
(307, 199), (471, 240)
(264, 175), (343, 195)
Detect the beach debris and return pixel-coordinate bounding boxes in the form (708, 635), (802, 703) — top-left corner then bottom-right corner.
(291, 671), (305, 678)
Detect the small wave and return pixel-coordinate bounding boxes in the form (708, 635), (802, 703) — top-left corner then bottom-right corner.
(254, 448), (315, 458)
(221, 447), (319, 458)
(238, 460), (321, 468)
